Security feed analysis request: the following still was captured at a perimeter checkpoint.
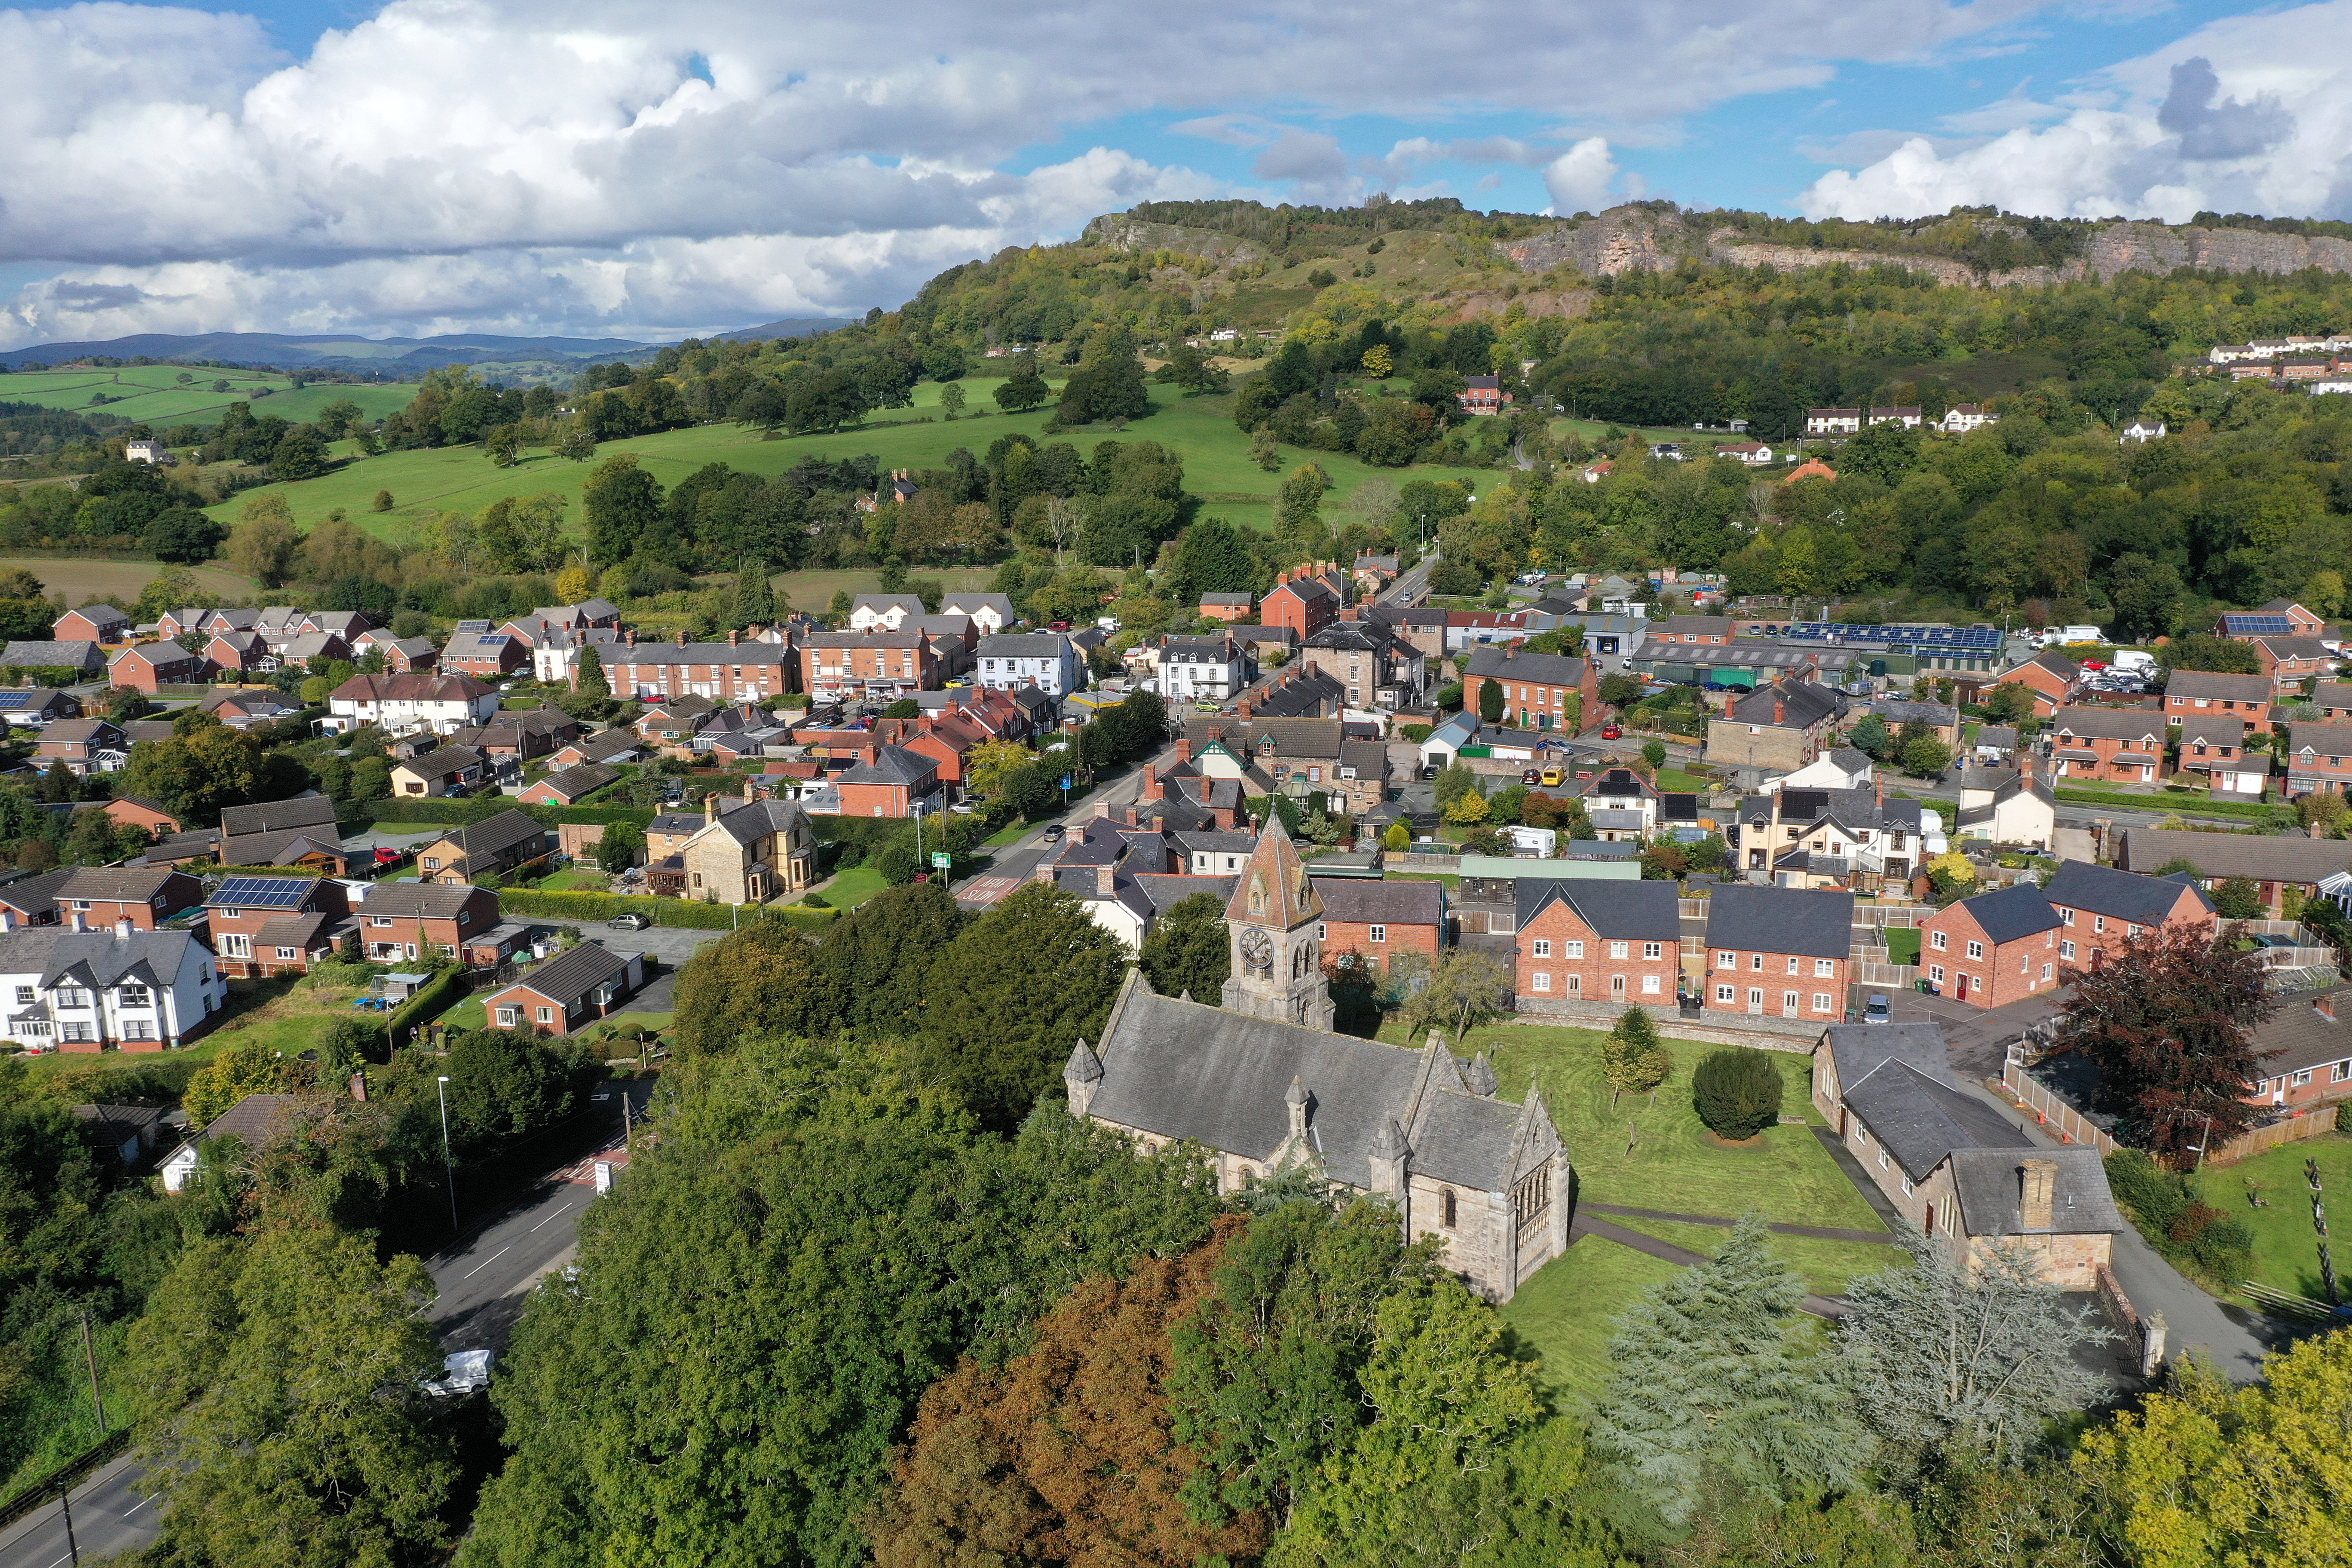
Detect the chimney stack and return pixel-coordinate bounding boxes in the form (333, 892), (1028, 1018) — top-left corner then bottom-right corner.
(2317, 992), (2338, 1022)
(115, 918), (132, 940)
(627, 629), (637, 648)
(1176, 737), (1192, 762)
(1773, 692), (1786, 726)
(677, 628), (687, 647)
(729, 629), (739, 647)
(1094, 861), (1116, 898)
(704, 791), (718, 826)
(2019, 1159), (2056, 1231)
(1144, 764), (1160, 799)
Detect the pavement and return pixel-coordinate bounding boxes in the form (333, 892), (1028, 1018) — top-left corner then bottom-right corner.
(1880, 986), (2067, 1082)
(0, 1084), (652, 1568)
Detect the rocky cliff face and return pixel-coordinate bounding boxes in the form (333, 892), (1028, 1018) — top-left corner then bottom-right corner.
(1492, 206), (2352, 288)
(1081, 214), (1267, 265)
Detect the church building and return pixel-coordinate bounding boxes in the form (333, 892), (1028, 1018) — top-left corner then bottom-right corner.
(1067, 821), (1573, 1302)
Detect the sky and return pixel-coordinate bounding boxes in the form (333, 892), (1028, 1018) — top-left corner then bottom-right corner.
(3, 0), (2348, 348)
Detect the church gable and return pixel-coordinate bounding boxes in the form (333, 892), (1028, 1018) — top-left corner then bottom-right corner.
(1225, 819), (1321, 929)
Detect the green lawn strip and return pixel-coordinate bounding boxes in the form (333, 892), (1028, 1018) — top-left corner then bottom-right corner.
(981, 818), (1032, 848)
(1386, 870), (1462, 889)
(2209, 1132), (2352, 1309)
(2050, 787), (2285, 822)
(1390, 1022), (1884, 1231)
(537, 870), (609, 891)
(1883, 928), (1921, 965)
(13, 979), (370, 1075)
(1499, 1234), (1685, 1404)
(434, 996), (490, 1034)
(1599, 1216), (1903, 1298)
(1653, 769), (1711, 792)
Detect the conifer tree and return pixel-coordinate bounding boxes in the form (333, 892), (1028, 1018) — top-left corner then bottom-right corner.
(1590, 1216), (1865, 1525)
(735, 558), (776, 626)
(575, 643), (609, 698)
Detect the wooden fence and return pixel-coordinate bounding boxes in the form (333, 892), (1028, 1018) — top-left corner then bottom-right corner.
(2000, 1054), (2122, 1155)
(1854, 961), (1919, 989)
(2202, 1107), (2343, 1168)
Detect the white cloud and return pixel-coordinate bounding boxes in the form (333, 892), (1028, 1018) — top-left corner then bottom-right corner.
(1542, 138), (1620, 213)
(1800, 1), (2352, 221)
(0, 0), (2088, 340)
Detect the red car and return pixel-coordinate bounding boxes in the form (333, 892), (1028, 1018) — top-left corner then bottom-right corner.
(1600, 723), (1623, 740)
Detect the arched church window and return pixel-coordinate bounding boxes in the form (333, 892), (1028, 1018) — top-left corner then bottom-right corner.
(1442, 1188), (1458, 1228)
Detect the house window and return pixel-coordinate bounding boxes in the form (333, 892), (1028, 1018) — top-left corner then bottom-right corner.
(1441, 1188), (1457, 1228)
(1369, 925), (1387, 944)
(1877, 1146), (1889, 1170)
(1645, 942), (1663, 959)
(1813, 992), (1834, 1012)
(118, 985), (150, 1008)
(1785, 955), (1799, 974)
(1814, 959), (1835, 977)
(1966, 940), (1984, 961)
(2058, 907), (2075, 925)
(496, 1008), (518, 1028)
(1930, 930), (1948, 950)
(2061, 940), (2076, 960)
(1610, 941), (1629, 959)
(1715, 984), (1735, 1002)
(1901, 1176), (1914, 1197)
(2294, 1069), (2314, 1086)
(1750, 952), (1764, 970)
(1564, 940), (1584, 959)
(423, 858), (440, 871)
(1929, 965), (1945, 984)
(370, 916), (393, 927)
(1642, 974), (1661, 994)
(1531, 972), (1551, 992)
(536, 1006), (554, 1025)
(1718, 950), (1736, 967)
(276, 947), (298, 960)
(2094, 915), (2106, 933)
(2335, 1062), (2352, 1083)
(1532, 939), (1552, 958)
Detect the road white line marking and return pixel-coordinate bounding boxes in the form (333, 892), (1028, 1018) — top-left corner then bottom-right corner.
(123, 1495), (152, 1516)
(529, 1202), (576, 1233)
(462, 1244), (511, 1279)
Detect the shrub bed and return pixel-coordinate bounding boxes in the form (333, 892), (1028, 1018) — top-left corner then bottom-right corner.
(2103, 1147), (2254, 1286)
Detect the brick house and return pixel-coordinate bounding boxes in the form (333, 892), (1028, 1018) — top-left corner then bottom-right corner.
(1298, 623), (1424, 710)
(1260, 570), (1341, 639)
(1456, 375), (1512, 414)
(2246, 986), (2352, 1114)
(1999, 651), (2082, 718)
(2177, 715), (2265, 795)
(389, 746), (488, 797)
(486, 943), (646, 1037)
(1812, 1024), (2120, 1289)
(351, 882), (502, 964)
(327, 672), (502, 736)
(102, 796), (181, 839)
(414, 810), (554, 885)
(517, 763), (620, 807)
(1462, 646), (1598, 733)
(1702, 885), (1854, 1022)
(2220, 598), (2324, 640)
(2041, 861), (2215, 973)
(2163, 669), (2276, 735)
(1642, 613), (1737, 646)
(204, 630), (276, 677)
(54, 867), (203, 932)
(204, 874), (346, 977)
(2118, 826), (2352, 914)
(2254, 635), (2334, 691)
(2287, 722), (2352, 797)
(107, 642), (207, 692)
(437, 629), (529, 679)
(1920, 884), (2063, 1008)
(38, 718), (126, 775)
(1200, 592), (1254, 623)
(2046, 706), (2165, 784)
(1512, 879), (1681, 1008)
(796, 631), (940, 701)
(1706, 680), (1848, 772)
(604, 634), (795, 703)
(52, 605), (130, 644)
(1311, 879), (1444, 973)
(836, 745), (942, 818)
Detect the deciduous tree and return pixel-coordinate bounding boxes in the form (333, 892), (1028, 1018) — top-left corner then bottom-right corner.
(1140, 891), (1231, 1001)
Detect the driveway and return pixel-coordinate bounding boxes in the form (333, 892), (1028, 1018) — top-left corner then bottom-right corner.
(1882, 986), (2067, 1082)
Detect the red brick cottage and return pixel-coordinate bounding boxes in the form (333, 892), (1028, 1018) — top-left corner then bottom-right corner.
(1512, 879), (1681, 1008)
(2040, 861), (2215, 973)
(1702, 884), (1854, 1023)
(1920, 884), (2062, 1009)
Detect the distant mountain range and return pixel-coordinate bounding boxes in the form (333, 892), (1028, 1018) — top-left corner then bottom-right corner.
(0, 319), (853, 373)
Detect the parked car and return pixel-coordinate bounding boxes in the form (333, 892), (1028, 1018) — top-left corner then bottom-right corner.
(609, 912), (652, 931)
(1600, 723), (1623, 740)
(1863, 994), (1891, 1024)
(1522, 768), (1541, 785)
(1041, 824), (1066, 843)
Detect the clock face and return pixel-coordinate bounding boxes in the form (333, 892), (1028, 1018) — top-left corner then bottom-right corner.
(1239, 928), (1274, 970)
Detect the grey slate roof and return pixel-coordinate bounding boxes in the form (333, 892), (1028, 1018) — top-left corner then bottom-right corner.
(442, 809), (550, 861)
(1948, 1145), (2125, 1238)
(2164, 670), (2273, 704)
(1727, 680), (1845, 728)
(701, 798), (811, 848)
(1310, 878), (1443, 928)
(2245, 986), (2352, 1078)
(1085, 973), (1542, 1193)
(1249, 671), (1347, 719)
(1874, 698), (1959, 729)
(2050, 707), (2163, 742)
(1821, 1023), (1949, 1098)
(219, 794), (340, 838)
(1843, 1058), (2031, 1182)
(3, 641), (102, 671)
(838, 744), (935, 787)
(0, 927), (212, 988)
(976, 632), (1075, 660)
(1515, 877), (1680, 939)
(1954, 883), (2063, 945)
(394, 746), (485, 782)
(850, 593), (925, 619)
(1464, 646), (1588, 688)
(940, 592), (1017, 622)
(532, 763), (621, 801)
(2041, 860), (2212, 925)
(500, 941), (632, 1005)
(1705, 885), (1854, 958)
(357, 883), (490, 919)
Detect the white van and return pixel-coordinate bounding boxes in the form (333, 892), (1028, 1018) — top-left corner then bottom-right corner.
(2110, 649), (2155, 672)
(2043, 625), (2104, 646)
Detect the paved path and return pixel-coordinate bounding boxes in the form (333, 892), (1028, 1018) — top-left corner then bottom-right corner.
(1579, 1200), (1895, 1244)
(1569, 1213), (1853, 1318)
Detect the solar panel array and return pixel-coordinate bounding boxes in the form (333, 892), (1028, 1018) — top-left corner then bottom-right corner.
(1760, 622), (2003, 651)
(2218, 613), (2293, 637)
(213, 876), (314, 909)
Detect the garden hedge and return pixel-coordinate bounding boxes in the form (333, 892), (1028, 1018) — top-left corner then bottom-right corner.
(390, 967), (468, 1047)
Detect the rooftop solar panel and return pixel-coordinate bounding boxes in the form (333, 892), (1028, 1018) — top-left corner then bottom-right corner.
(213, 876), (313, 908)
(2220, 614), (2291, 635)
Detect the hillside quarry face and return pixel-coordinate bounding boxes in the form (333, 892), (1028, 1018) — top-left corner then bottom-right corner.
(1494, 205), (2352, 288)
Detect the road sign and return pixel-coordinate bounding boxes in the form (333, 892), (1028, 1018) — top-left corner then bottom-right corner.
(931, 852), (951, 870)
(1060, 776), (1072, 790)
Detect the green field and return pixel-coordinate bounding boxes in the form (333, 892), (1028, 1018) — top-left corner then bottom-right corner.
(1501, 1234), (1685, 1403)
(2214, 1130), (2352, 1308)
(203, 377), (1498, 549)
(0, 364), (413, 429)
(0, 554), (255, 608)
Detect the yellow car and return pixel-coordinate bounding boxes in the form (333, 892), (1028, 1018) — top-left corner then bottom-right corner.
(1540, 766), (1565, 787)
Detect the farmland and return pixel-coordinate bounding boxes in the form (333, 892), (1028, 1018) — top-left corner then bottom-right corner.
(0, 555), (256, 605)
(202, 374), (1502, 548)
(0, 364), (413, 429)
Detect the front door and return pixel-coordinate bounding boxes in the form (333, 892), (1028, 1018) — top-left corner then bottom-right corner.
(1782, 990), (1800, 1017)
(1746, 987), (1764, 1015)
(1955, 972), (1969, 1001)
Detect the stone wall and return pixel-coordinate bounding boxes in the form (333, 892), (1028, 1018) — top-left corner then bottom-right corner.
(1509, 993), (1822, 1049)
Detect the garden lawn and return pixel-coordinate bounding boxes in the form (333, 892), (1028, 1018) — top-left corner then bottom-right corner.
(1654, 769), (1710, 792)
(1388, 1020), (1888, 1232)
(12, 977), (369, 1077)
(206, 379), (1498, 546)
(1601, 1216), (1902, 1298)
(1498, 1234), (1684, 1404)
(2211, 1130), (2352, 1308)
(814, 863), (891, 909)
(981, 818), (1033, 848)
(1883, 928), (1920, 965)
(539, 869), (610, 891)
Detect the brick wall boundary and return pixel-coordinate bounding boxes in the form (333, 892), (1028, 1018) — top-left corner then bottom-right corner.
(1506, 995), (1819, 1053)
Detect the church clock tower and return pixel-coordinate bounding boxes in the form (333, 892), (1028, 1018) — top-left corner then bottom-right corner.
(1222, 818), (1335, 1030)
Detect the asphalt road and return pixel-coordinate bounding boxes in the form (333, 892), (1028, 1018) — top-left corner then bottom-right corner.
(0, 1085), (650, 1568)
(952, 747), (1177, 906)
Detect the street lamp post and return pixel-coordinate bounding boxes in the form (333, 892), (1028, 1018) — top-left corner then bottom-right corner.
(435, 1075), (458, 1234)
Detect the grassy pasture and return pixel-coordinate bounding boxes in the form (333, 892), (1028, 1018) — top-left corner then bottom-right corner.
(0, 555), (257, 606)
(0, 365), (413, 429)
